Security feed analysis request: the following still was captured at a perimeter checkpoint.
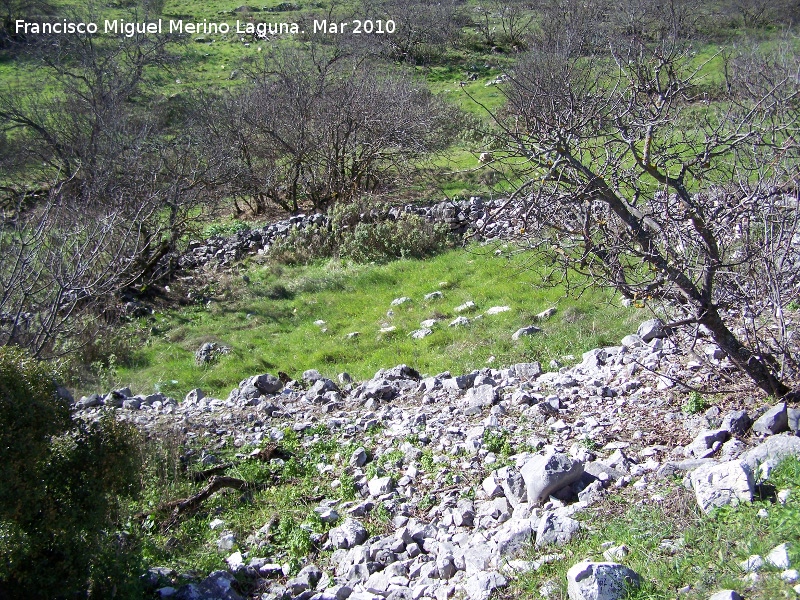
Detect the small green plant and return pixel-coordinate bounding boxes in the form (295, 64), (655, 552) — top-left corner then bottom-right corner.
(405, 433), (421, 446)
(338, 472), (358, 500)
(365, 462), (386, 480)
(418, 449), (436, 473)
(279, 427), (301, 453)
(378, 449), (405, 468)
(268, 200), (455, 266)
(230, 460), (275, 485)
(483, 429), (513, 456)
(154, 378), (181, 396)
(580, 436), (599, 451)
(90, 352), (119, 390)
(375, 503), (392, 522)
(365, 422), (385, 435)
(203, 220), (251, 239)
(418, 494), (435, 512)
(273, 517), (313, 570)
(683, 391), (710, 415)
(307, 423), (330, 437)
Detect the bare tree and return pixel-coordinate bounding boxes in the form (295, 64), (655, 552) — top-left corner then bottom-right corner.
(474, 0), (534, 49)
(478, 38), (799, 396)
(603, 0), (703, 42)
(495, 0), (535, 49)
(356, 0), (467, 65)
(531, 0), (608, 56)
(0, 0), (56, 48)
(474, 4), (498, 47)
(725, 0), (785, 26)
(211, 48), (458, 214)
(0, 25), (235, 357)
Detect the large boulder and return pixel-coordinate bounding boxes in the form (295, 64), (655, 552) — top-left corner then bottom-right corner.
(512, 326), (542, 340)
(535, 512), (581, 547)
(637, 319), (665, 342)
(686, 429), (730, 459)
(510, 362), (542, 380)
(499, 467), (528, 509)
(240, 373), (282, 399)
(789, 407), (800, 433)
(707, 591), (744, 600)
(306, 378), (340, 400)
(75, 394), (102, 410)
(520, 451), (584, 505)
(752, 402), (789, 435)
(462, 384), (497, 415)
(464, 571), (507, 600)
(494, 517), (534, 557)
(172, 570), (245, 600)
(195, 342), (230, 365)
(690, 460), (754, 513)
(286, 564), (322, 595)
(382, 364), (421, 381)
(328, 519), (368, 549)
(739, 434), (800, 477)
(720, 410), (752, 436)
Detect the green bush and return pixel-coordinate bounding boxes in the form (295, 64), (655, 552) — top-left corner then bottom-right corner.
(0, 347), (143, 599)
(269, 199), (455, 265)
(683, 390), (710, 415)
(202, 219), (251, 239)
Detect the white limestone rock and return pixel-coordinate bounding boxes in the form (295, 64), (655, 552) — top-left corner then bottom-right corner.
(520, 451), (584, 505)
(566, 561), (641, 600)
(690, 460), (754, 513)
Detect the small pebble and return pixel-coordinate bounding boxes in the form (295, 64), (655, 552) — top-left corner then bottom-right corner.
(781, 569), (799, 583)
(740, 555), (764, 573)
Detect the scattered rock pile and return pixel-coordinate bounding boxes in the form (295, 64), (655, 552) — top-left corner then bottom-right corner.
(195, 342), (232, 365)
(73, 321), (800, 600)
(178, 198), (529, 270)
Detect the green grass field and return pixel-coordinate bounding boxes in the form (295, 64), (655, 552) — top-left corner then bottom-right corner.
(110, 245), (640, 400)
(513, 457), (800, 599)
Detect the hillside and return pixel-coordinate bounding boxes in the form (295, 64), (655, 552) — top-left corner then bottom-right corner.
(2, 0), (800, 599)
(72, 315), (800, 600)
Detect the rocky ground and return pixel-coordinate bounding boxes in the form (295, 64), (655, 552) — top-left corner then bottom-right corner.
(72, 312), (800, 600)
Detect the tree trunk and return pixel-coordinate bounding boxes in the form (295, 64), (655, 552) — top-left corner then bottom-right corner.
(699, 307), (790, 397)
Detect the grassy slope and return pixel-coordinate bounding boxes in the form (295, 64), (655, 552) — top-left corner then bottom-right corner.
(513, 458), (800, 599)
(113, 245), (640, 399)
(136, 393), (800, 594)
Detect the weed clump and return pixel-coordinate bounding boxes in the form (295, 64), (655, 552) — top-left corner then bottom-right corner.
(683, 391), (711, 415)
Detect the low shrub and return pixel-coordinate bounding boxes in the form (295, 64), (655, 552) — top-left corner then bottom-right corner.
(0, 347), (144, 599)
(269, 199), (455, 265)
(202, 220), (251, 239)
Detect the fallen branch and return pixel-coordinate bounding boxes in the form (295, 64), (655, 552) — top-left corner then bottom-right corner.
(187, 462), (234, 482)
(251, 442), (291, 462)
(160, 475), (251, 531)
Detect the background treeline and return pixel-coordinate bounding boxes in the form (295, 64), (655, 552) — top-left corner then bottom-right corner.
(0, 0), (798, 371)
